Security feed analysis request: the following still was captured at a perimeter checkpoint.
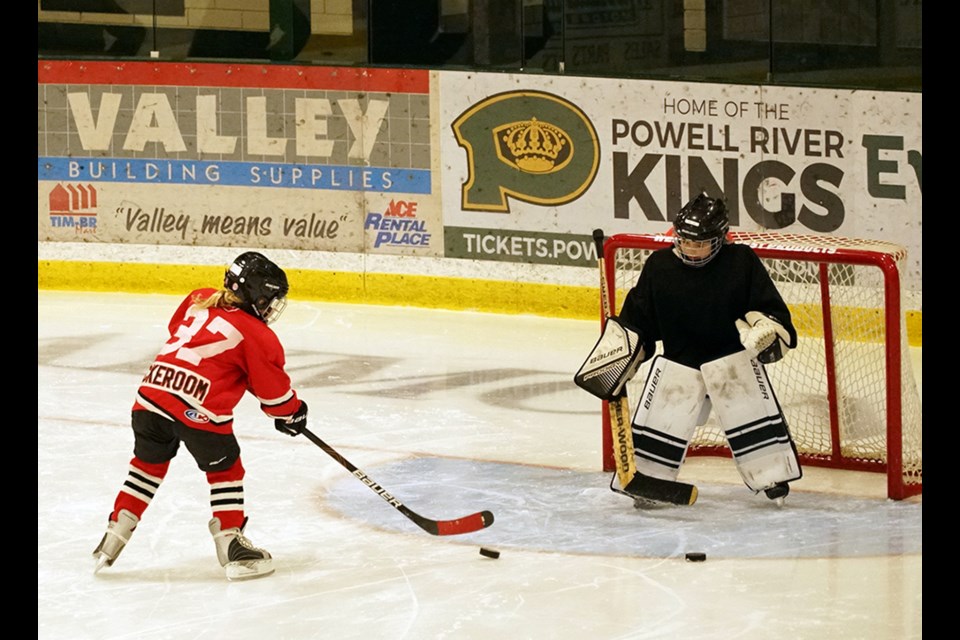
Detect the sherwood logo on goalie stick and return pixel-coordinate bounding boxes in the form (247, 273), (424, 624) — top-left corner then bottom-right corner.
(615, 410), (632, 471)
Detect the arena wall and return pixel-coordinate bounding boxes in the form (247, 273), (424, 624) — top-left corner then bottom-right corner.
(37, 60), (922, 344)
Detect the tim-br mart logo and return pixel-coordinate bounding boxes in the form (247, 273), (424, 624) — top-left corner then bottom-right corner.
(452, 90), (600, 212)
(48, 183), (98, 234)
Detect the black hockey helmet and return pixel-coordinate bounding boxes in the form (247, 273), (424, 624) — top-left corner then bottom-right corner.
(224, 252), (289, 324)
(672, 193), (730, 266)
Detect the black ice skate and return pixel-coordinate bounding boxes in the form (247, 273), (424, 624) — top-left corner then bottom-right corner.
(209, 517), (274, 581)
(764, 482), (790, 507)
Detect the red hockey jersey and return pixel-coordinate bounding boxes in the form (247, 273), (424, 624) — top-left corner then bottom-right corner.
(133, 288), (300, 434)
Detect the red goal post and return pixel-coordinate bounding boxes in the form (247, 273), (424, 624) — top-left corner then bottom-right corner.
(599, 232), (922, 500)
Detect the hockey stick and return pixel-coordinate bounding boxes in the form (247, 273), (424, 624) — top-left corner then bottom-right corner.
(592, 229), (698, 506)
(593, 228), (639, 490)
(301, 427), (495, 536)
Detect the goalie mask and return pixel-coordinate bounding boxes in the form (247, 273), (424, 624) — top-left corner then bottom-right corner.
(672, 193), (730, 267)
(224, 252), (289, 324)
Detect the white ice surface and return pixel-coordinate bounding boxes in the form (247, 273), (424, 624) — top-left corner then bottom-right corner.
(38, 291), (922, 639)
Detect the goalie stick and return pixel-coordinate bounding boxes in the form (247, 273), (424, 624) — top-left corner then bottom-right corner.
(301, 427), (495, 536)
(592, 229), (698, 506)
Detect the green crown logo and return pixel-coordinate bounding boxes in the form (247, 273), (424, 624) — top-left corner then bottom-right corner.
(495, 118), (572, 173)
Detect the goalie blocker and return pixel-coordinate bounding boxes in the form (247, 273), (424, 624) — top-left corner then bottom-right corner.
(576, 324), (699, 506)
(574, 316), (647, 401)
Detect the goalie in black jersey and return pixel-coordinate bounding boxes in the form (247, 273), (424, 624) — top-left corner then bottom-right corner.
(582, 193), (802, 505)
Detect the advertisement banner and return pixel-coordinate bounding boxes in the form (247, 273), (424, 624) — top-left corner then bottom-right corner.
(440, 73), (922, 293)
(38, 61), (441, 257)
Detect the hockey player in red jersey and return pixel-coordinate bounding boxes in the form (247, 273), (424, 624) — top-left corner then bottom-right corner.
(92, 252), (308, 580)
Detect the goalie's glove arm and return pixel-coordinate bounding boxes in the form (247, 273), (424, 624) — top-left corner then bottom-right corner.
(736, 311), (794, 364)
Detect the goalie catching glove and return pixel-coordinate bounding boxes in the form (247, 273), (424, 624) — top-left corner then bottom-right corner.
(275, 401), (308, 437)
(736, 311), (793, 364)
(575, 316), (647, 400)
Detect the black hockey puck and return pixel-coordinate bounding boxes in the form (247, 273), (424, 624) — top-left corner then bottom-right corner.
(685, 552), (706, 562)
(479, 547), (501, 559)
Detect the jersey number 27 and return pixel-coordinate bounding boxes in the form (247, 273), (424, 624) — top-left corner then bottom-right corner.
(158, 308), (243, 366)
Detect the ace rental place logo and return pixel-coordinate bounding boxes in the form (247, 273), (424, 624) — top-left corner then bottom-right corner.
(365, 199), (429, 248)
(452, 91), (599, 212)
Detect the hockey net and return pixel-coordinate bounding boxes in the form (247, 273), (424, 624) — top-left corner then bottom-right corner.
(600, 232), (922, 500)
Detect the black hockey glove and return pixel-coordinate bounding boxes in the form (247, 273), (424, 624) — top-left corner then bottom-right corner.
(275, 401), (308, 437)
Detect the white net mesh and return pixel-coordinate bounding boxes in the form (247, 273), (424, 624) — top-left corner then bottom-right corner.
(610, 232), (922, 497)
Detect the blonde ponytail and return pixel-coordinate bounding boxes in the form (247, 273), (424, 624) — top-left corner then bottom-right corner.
(192, 288), (243, 311)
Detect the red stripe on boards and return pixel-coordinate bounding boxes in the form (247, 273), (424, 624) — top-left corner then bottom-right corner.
(38, 60), (429, 93)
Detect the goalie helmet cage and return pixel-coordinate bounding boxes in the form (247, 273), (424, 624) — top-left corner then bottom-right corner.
(600, 232), (922, 500)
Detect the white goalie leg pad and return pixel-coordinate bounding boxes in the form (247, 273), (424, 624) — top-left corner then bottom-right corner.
(631, 356), (707, 481)
(700, 351), (802, 492)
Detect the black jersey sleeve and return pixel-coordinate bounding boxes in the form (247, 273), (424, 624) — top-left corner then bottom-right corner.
(617, 250), (665, 358)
